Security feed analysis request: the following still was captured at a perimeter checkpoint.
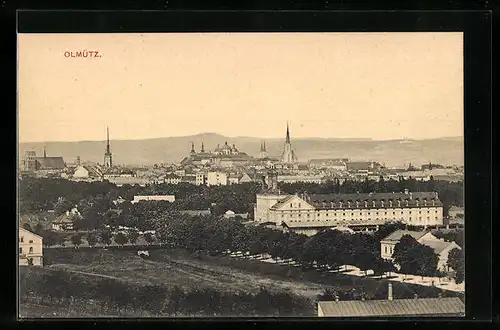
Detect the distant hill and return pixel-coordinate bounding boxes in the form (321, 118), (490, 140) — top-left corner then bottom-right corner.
(18, 134), (464, 168)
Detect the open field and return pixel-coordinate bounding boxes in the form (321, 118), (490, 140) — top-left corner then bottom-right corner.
(20, 248), (463, 317)
(43, 249), (326, 300)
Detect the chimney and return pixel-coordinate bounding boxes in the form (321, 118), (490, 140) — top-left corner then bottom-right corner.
(388, 283), (393, 301)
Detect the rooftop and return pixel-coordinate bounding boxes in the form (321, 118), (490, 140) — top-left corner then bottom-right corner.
(381, 230), (429, 242)
(318, 297), (464, 317)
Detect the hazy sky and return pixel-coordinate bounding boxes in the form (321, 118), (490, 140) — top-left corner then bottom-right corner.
(18, 32), (463, 143)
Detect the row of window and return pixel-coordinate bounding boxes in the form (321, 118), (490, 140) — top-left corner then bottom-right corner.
(287, 216), (439, 223)
(19, 237), (33, 243)
(19, 247), (33, 254)
(282, 210), (439, 217)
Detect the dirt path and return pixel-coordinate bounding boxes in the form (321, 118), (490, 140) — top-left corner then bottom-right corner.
(49, 265), (123, 281)
(48, 251), (326, 299)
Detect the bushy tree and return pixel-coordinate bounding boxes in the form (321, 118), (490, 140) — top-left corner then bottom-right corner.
(394, 235), (439, 278)
(86, 232), (98, 247)
(99, 230), (113, 247)
(446, 248), (464, 284)
(114, 232), (128, 247)
(70, 234), (82, 248)
(126, 230), (140, 245)
(53, 198), (74, 216)
(143, 233), (155, 245)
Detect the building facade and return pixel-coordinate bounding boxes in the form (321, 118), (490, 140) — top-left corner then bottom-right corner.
(254, 190), (444, 234)
(206, 171), (228, 186)
(22, 149), (65, 171)
(132, 195), (176, 203)
(19, 228), (43, 266)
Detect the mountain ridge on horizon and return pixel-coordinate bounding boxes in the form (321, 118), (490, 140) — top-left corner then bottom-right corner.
(18, 134), (464, 168)
(19, 132), (464, 144)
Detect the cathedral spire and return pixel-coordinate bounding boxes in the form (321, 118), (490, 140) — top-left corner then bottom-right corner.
(106, 126), (111, 154)
(286, 121), (290, 144)
(43, 146), (46, 158)
(263, 141), (266, 151)
(190, 141), (196, 154)
(201, 142), (205, 153)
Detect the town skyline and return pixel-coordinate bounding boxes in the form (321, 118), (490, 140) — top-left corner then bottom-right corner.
(18, 32), (463, 143)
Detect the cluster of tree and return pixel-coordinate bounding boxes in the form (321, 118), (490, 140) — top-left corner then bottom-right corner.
(153, 212), (398, 277)
(278, 177), (463, 215)
(39, 229), (156, 248)
(19, 269), (313, 316)
(446, 248), (464, 284)
(392, 235), (440, 278)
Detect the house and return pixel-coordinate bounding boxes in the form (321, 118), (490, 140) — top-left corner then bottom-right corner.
(347, 161), (382, 173)
(228, 174), (240, 185)
(19, 228), (43, 266)
(380, 230), (462, 272)
(448, 206), (464, 220)
(238, 172), (253, 183)
(132, 195), (176, 204)
(73, 165), (103, 179)
(380, 230), (436, 260)
(164, 173), (182, 184)
(206, 172), (228, 186)
(223, 210), (249, 219)
(52, 208), (81, 231)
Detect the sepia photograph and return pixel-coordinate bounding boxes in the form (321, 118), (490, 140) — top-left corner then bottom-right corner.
(17, 32), (465, 318)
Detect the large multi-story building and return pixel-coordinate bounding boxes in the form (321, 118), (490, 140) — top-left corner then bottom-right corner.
(206, 171), (228, 186)
(22, 148), (65, 171)
(19, 228), (43, 266)
(254, 189), (444, 236)
(181, 141), (253, 167)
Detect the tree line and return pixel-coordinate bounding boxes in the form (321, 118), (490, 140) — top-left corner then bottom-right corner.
(19, 177), (462, 218)
(151, 213), (447, 279)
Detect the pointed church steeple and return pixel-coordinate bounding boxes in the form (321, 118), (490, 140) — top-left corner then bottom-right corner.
(201, 142), (205, 153)
(104, 126), (113, 168)
(43, 146), (46, 159)
(286, 121), (291, 144)
(190, 142), (196, 155)
(106, 126), (111, 154)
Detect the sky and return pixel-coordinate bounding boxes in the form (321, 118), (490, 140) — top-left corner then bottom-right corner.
(18, 32), (463, 143)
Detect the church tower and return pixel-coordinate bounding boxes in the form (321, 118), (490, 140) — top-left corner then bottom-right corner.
(104, 126), (113, 168)
(259, 141), (268, 159)
(190, 142), (196, 155)
(281, 121), (297, 163)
